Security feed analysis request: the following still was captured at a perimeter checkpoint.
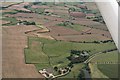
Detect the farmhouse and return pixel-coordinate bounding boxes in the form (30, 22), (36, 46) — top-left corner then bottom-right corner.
(39, 69), (54, 78)
(68, 50), (89, 63)
(80, 52), (89, 57)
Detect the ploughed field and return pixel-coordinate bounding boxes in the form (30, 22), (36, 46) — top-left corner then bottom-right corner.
(2, 2), (118, 79)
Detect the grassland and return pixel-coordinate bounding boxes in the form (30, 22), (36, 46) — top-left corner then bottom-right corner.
(2, 10), (18, 16)
(24, 36), (117, 78)
(90, 51), (118, 63)
(89, 50), (118, 79)
(24, 37), (51, 64)
(97, 64), (118, 78)
(89, 63), (109, 78)
(57, 23), (86, 32)
(2, 17), (17, 26)
(61, 63), (85, 78)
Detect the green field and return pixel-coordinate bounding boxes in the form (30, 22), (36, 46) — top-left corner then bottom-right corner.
(2, 17), (17, 26)
(89, 63), (109, 78)
(97, 64), (118, 78)
(61, 63), (85, 78)
(89, 50), (118, 79)
(90, 51), (118, 63)
(24, 36), (117, 78)
(57, 23), (86, 32)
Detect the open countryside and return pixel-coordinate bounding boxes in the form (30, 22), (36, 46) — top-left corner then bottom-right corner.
(1, 2), (119, 79)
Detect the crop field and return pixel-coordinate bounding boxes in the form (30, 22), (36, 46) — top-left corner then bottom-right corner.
(1, 20), (10, 24)
(2, 25), (44, 78)
(72, 19), (108, 31)
(54, 34), (111, 42)
(1, 2), (19, 7)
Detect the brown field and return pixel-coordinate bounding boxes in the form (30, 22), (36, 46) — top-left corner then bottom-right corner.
(85, 2), (98, 10)
(2, 2), (19, 7)
(85, 28), (112, 38)
(41, 15), (66, 22)
(53, 34), (111, 42)
(45, 9), (68, 14)
(1, 20), (10, 24)
(31, 5), (50, 9)
(2, 25), (44, 78)
(5, 13), (40, 19)
(2, 9), (14, 13)
(7, 2), (31, 12)
(72, 18), (108, 30)
(53, 6), (69, 10)
(41, 25), (81, 36)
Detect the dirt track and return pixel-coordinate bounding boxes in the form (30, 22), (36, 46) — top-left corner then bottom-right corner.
(2, 25), (44, 78)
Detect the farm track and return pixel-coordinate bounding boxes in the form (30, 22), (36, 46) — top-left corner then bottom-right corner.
(2, 25), (44, 78)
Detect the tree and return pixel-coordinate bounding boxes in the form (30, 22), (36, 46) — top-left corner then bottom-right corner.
(68, 63), (73, 68)
(68, 7), (76, 13)
(54, 66), (58, 71)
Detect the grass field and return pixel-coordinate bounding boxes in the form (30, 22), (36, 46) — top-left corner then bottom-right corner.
(24, 36), (117, 78)
(2, 17), (17, 26)
(90, 51), (118, 63)
(2, 10), (18, 15)
(89, 63), (109, 78)
(57, 23), (86, 32)
(24, 39), (49, 64)
(89, 50), (118, 79)
(97, 64), (118, 78)
(61, 63), (85, 78)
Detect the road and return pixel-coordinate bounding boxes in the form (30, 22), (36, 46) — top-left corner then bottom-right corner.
(82, 69), (91, 80)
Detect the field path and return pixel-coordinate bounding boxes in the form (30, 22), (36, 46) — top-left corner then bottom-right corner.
(2, 25), (44, 78)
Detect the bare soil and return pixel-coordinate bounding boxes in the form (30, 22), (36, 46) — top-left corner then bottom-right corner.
(2, 25), (44, 78)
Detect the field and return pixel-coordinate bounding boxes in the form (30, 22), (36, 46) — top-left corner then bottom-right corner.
(53, 34), (111, 42)
(2, 2), (118, 79)
(2, 17), (17, 26)
(61, 63), (85, 78)
(24, 36), (117, 78)
(97, 64), (118, 78)
(89, 51), (118, 79)
(90, 51), (118, 63)
(89, 63), (109, 78)
(2, 25), (44, 78)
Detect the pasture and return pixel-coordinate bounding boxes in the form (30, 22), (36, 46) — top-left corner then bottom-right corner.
(90, 51), (118, 63)
(89, 50), (118, 79)
(24, 36), (117, 78)
(97, 64), (118, 78)
(2, 17), (17, 26)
